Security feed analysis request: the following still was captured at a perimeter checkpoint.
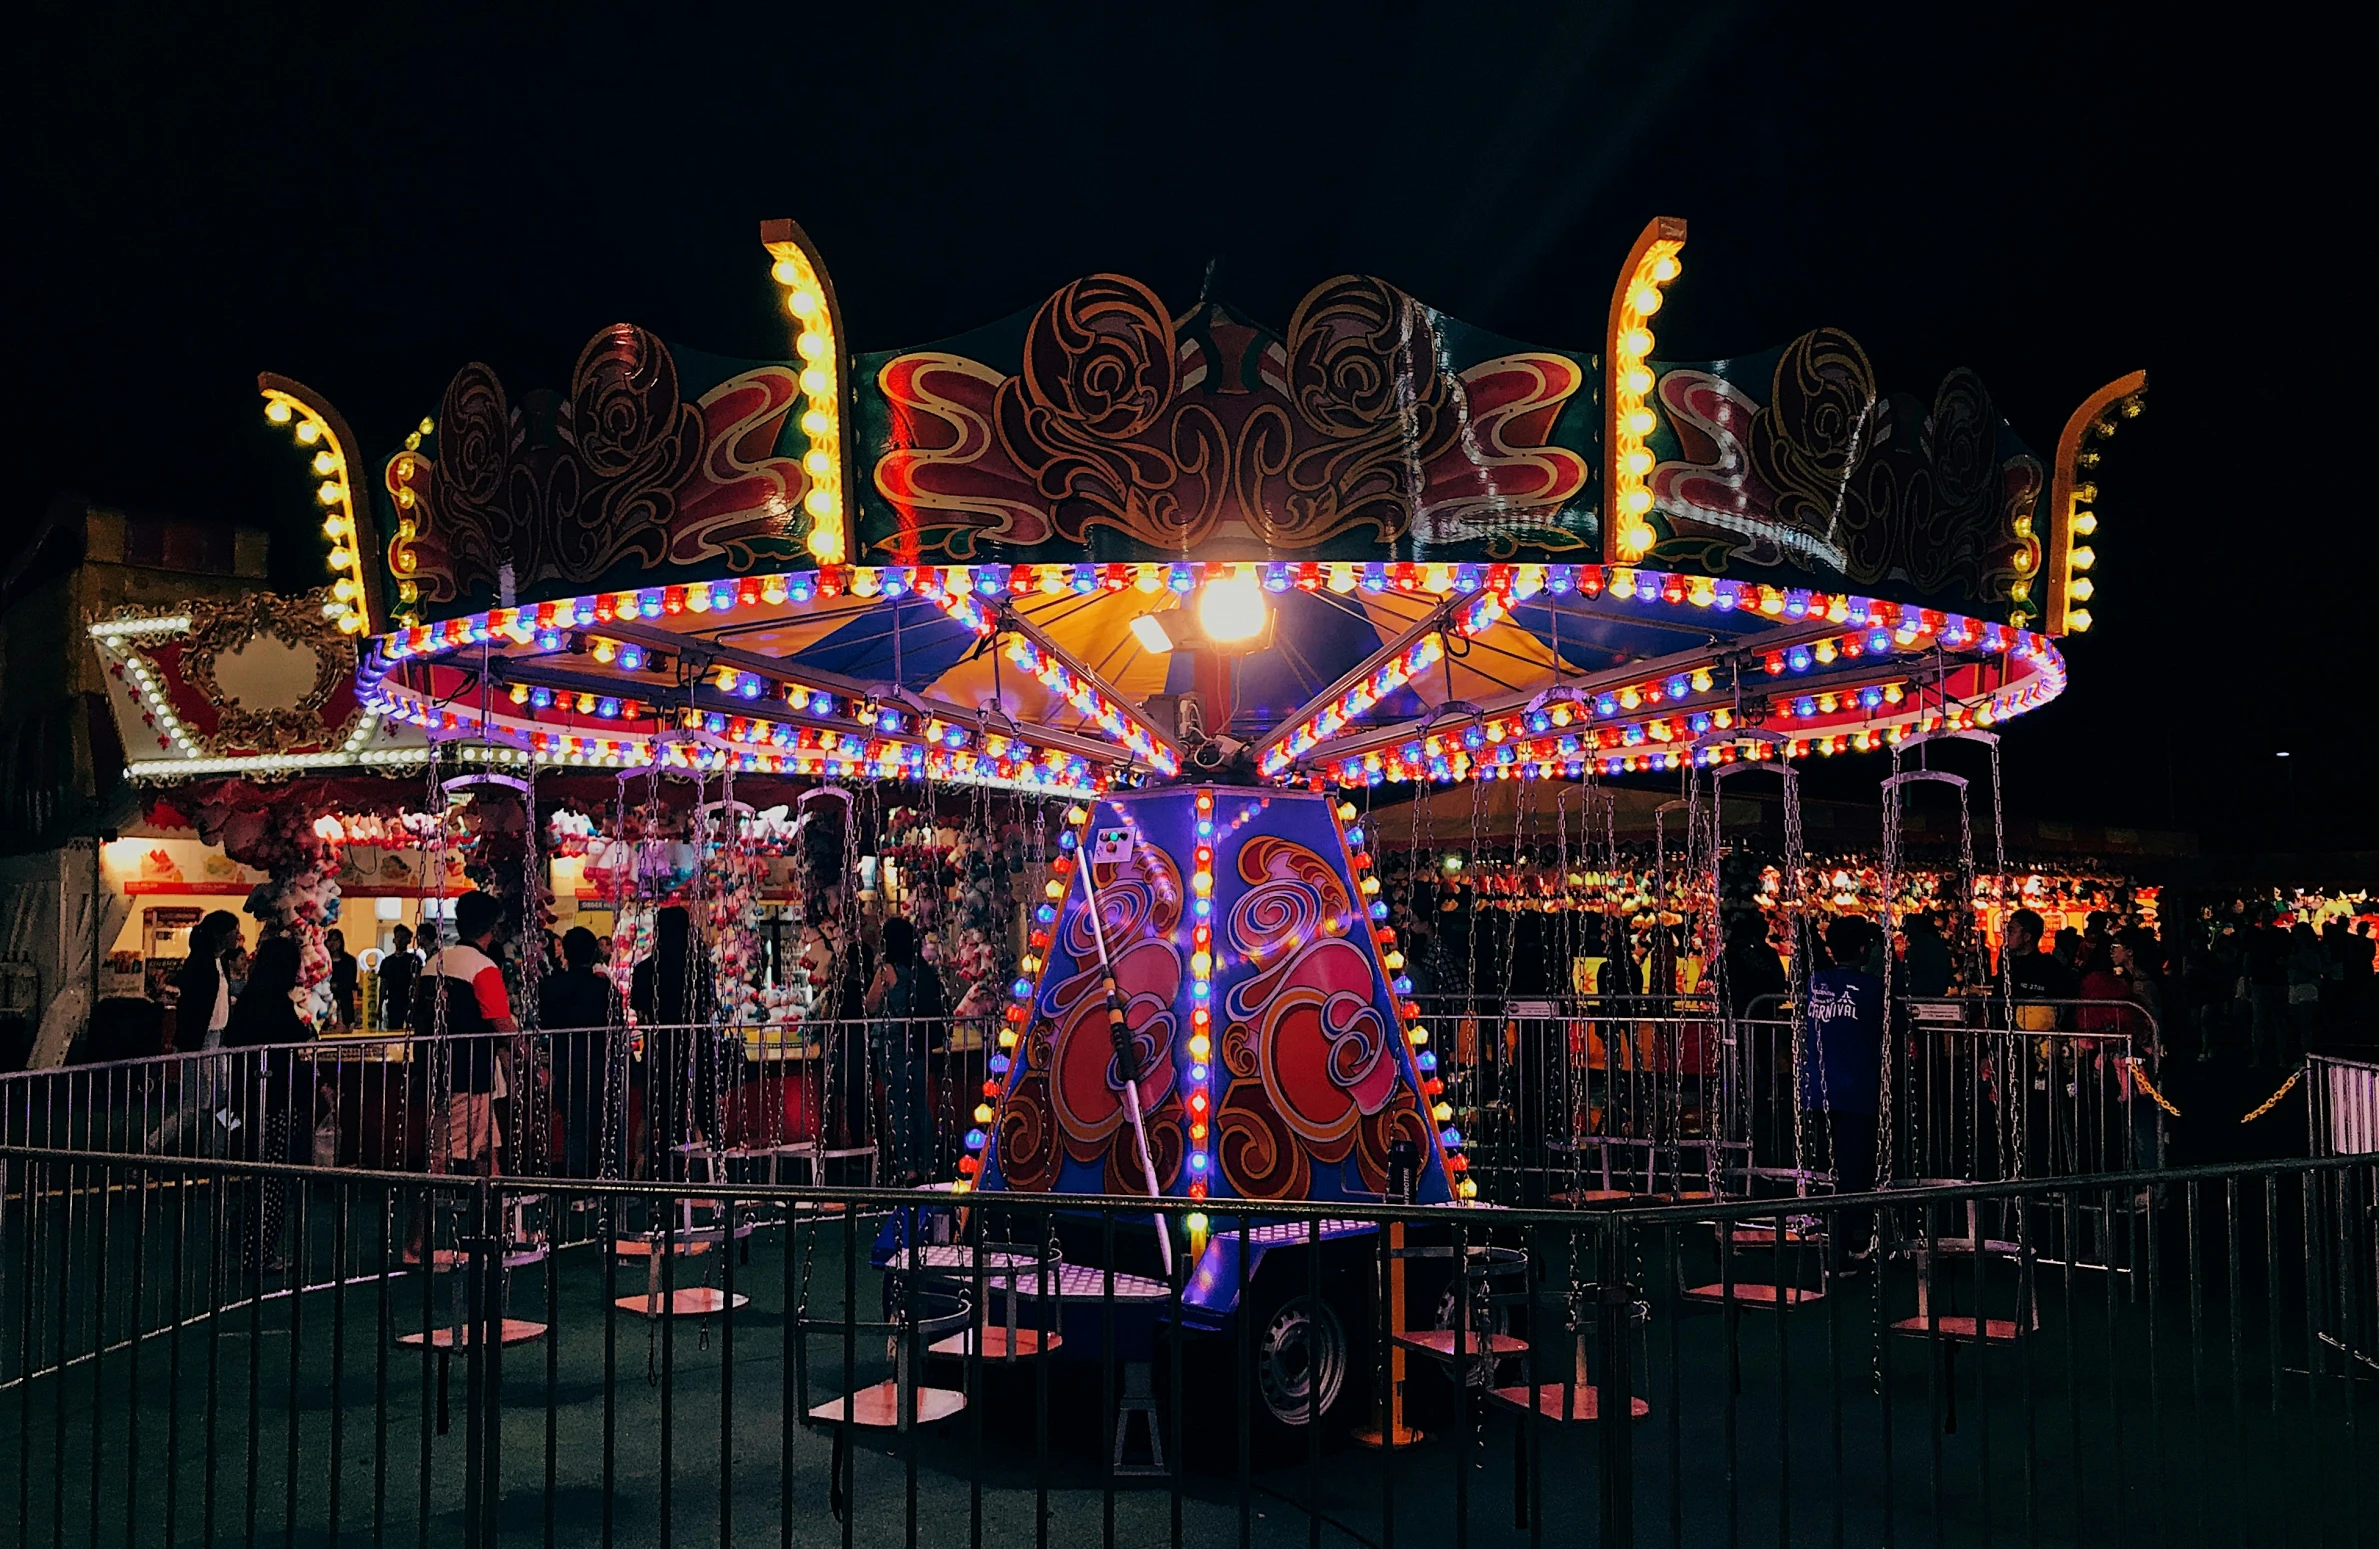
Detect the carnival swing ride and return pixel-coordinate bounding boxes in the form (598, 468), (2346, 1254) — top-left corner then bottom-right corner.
(275, 213), (2141, 1442)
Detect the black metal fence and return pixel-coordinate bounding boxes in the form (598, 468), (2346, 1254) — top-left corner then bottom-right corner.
(3, 1144), (2372, 1547)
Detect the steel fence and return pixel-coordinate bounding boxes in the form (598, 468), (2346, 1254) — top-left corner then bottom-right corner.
(1, 1145), (2372, 1547)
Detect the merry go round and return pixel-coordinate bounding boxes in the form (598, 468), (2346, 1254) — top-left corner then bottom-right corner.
(178, 212), (2148, 1444)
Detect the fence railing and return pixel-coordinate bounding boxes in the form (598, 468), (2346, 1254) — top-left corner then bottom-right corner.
(1, 1146), (2371, 1547)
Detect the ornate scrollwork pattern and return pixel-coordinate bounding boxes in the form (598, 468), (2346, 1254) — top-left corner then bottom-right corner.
(179, 588), (361, 754)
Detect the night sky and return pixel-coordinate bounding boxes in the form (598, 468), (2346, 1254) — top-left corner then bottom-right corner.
(12, 8), (2365, 849)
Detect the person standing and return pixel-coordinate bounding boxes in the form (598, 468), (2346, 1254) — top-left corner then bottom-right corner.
(325, 929), (359, 1029)
(2244, 914), (2290, 1063)
(1803, 917), (1885, 1253)
(1900, 913), (1954, 999)
(378, 923), (420, 1035)
(221, 935), (315, 1271)
(542, 927), (619, 1178)
(2000, 908), (2079, 1029)
(410, 892), (514, 1179)
(2285, 923), (2327, 1061)
(867, 916), (948, 1186)
(157, 911), (242, 1151)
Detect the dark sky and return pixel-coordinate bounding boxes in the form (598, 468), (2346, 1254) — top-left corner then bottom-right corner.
(10, 7), (2365, 848)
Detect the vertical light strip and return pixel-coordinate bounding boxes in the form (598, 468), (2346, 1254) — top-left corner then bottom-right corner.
(1604, 217), (1688, 564)
(760, 218), (849, 566)
(1185, 788), (1216, 1222)
(2041, 370), (2147, 635)
(259, 375), (379, 634)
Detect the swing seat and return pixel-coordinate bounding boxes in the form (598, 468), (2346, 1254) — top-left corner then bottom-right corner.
(613, 1236), (714, 1257)
(928, 1325), (1061, 1360)
(807, 1379), (967, 1428)
(1486, 1382), (1650, 1422)
(614, 1286), (751, 1317)
(1682, 1281), (1826, 1307)
(1889, 1314), (2023, 1343)
(1394, 1329), (1531, 1360)
(396, 1318), (548, 1348)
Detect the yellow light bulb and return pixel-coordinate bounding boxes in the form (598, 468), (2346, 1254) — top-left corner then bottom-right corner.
(295, 420), (321, 444)
(1384, 950), (1405, 970)
(264, 399), (293, 425)
(2068, 577), (2094, 601)
(332, 578), (354, 601)
(311, 450), (338, 476)
(1624, 408), (1656, 437)
(2067, 609), (2093, 631)
(328, 548), (353, 569)
(1197, 571), (1270, 642)
(771, 257), (802, 286)
(795, 330), (828, 362)
(1651, 253), (1680, 283)
(1045, 879), (1066, 900)
(799, 368), (829, 396)
(788, 289), (819, 318)
(2010, 580), (2031, 602)
(1622, 328), (1654, 357)
(1629, 286), (1662, 316)
(2073, 512), (2098, 535)
(1622, 487), (1653, 515)
(2070, 546), (2095, 570)
(1622, 448), (1653, 476)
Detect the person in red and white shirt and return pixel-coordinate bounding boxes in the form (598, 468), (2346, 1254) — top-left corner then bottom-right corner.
(412, 890), (516, 1176)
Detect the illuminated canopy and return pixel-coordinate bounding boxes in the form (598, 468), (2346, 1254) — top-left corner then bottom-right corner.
(243, 216), (2138, 794)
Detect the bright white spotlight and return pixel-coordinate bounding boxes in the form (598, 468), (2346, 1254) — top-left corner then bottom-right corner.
(1129, 614), (1175, 654)
(1196, 573), (1269, 643)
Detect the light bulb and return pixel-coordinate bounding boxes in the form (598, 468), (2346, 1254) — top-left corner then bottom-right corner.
(2067, 609), (2093, 631)
(1624, 408), (1656, 436)
(2073, 512), (2098, 535)
(771, 257), (801, 286)
(264, 399), (293, 425)
(1629, 285), (1663, 316)
(1197, 571), (1269, 642)
(1651, 253), (1680, 282)
(2070, 546), (2095, 570)
(1622, 327), (1654, 357)
(2068, 578), (2093, 601)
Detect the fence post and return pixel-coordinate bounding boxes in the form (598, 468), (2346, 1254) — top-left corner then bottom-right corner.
(1597, 1221), (1636, 1547)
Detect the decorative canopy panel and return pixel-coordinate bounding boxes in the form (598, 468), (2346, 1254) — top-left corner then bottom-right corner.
(221, 216), (2135, 798)
(90, 590), (429, 781)
(359, 559), (2064, 792)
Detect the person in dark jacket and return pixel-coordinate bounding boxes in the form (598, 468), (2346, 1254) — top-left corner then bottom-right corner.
(542, 927), (619, 1177)
(1804, 916), (1885, 1247)
(221, 935), (314, 1270)
(630, 906), (724, 1164)
(867, 916), (947, 1185)
(1900, 913), (1954, 999)
(378, 923), (420, 1034)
